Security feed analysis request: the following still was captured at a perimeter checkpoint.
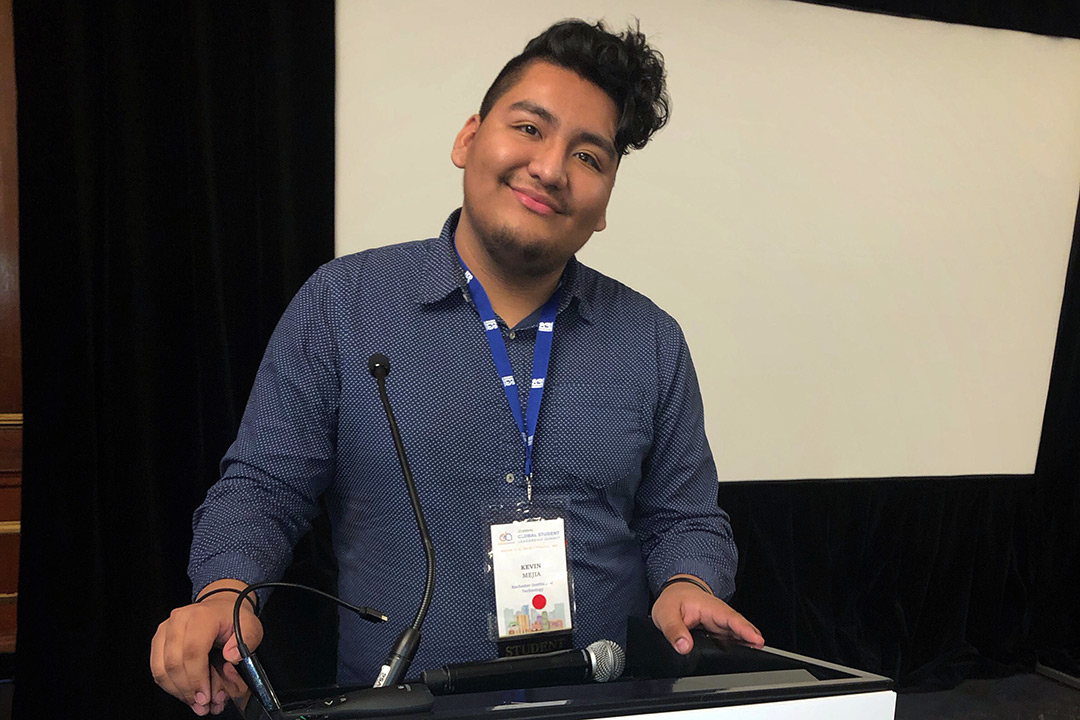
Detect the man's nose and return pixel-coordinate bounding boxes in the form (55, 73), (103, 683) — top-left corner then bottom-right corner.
(527, 141), (568, 190)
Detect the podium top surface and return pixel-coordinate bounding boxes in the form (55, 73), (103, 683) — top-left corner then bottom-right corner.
(395, 647), (891, 719)
(262, 621), (893, 720)
(375, 622), (890, 720)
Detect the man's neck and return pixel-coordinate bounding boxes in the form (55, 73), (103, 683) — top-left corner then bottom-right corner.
(455, 227), (563, 329)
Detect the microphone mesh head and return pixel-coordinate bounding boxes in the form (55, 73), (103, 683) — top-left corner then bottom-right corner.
(585, 640), (626, 682)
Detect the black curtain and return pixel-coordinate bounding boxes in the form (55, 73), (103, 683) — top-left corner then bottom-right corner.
(13, 3), (334, 718)
(11, 1), (1080, 719)
(801, 0), (1080, 40)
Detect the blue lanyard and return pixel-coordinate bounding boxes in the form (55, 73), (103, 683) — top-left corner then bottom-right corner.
(456, 250), (559, 499)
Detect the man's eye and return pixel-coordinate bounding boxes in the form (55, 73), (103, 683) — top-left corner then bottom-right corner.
(576, 152), (600, 170)
(518, 124), (539, 136)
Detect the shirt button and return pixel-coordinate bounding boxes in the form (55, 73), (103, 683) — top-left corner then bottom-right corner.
(505, 473), (515, 483)
(508, 331), (516, 339)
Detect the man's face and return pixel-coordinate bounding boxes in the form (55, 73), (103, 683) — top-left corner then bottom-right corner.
(451, 61), (619, 279)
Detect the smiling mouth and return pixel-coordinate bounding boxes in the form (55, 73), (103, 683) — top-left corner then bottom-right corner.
(510, 186), (561, 216)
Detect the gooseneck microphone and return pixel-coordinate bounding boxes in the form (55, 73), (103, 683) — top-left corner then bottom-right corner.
(367, 353), (391, 379)
(212, 351), (438, 718)
(368, 353), (436, 688)
(421, 640), (626, 695)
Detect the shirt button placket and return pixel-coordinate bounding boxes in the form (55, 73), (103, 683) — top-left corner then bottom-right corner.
(499, 416), (520, 498)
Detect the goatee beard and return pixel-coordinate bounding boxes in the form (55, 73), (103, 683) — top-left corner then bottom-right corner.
(464, 193), (568, 280)
(477, 225), (565, 280)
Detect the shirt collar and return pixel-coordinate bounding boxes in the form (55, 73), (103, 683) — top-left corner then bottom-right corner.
(416, 210), (468, 305)
(418, 209), (594, 324)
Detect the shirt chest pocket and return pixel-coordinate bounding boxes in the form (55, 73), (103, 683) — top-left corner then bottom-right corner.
(534, 383), (651, 494)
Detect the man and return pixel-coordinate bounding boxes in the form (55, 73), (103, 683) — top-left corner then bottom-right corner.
(152, 19), (763, 716)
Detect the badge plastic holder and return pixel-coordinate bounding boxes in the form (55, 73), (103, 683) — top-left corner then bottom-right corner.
(485, 500), (577, 658)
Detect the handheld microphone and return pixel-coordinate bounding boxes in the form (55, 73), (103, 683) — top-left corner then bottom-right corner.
(368, 352), (436, 688)
(421, 640), (626, 695)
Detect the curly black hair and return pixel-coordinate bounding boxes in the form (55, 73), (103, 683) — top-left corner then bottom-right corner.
(478, 19), (670, 158)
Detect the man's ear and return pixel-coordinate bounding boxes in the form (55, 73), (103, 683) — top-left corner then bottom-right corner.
(451, 114), (481, 169)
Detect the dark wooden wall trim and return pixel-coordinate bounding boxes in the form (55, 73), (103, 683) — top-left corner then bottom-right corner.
(0, 0), (21, 656)
(0, 0), (17, 401)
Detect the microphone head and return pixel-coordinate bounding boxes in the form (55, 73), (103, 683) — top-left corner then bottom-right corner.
(368, 353), (391, 379)
(584, 640), (625, 682)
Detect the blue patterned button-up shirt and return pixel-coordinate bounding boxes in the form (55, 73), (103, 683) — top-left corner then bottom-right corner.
(189, 210), (737, 684)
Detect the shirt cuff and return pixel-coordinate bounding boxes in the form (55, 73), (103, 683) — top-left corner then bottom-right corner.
(189, 552), (274, 605)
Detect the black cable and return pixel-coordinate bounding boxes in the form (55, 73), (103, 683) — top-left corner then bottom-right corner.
(232, 582), (387, 660)
(196, 586), (260, 615)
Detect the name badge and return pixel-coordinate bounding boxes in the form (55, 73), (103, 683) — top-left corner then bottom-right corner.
(490, 518), (572, 638)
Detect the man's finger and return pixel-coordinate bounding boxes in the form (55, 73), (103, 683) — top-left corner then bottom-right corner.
(727, 614), (765, 647)
(221, 660), (250, 698)
(173, 609), (216, 713)
(222, 610), (263, 664)
(697, 607), (765, 648)
(209, 667), (229, 715)
(151, 621), (182, 700)
(653, 604), (694, 655)
(160, 610), (200, 707)
(221, 635), (240, 665)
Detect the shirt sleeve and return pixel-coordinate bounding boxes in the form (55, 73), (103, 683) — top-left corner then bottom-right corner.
(631, 314), (738, 600)
(187, 262), (343, 600)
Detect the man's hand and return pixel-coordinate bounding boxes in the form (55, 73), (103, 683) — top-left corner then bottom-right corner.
(651, 576), (764, 655)
(150, 579), (263, 716)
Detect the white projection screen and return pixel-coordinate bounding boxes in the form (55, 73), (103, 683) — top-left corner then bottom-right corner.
(335, 0), (1080, 481)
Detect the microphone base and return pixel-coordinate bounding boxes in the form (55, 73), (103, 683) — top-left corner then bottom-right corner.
(279, 683), (434, 719)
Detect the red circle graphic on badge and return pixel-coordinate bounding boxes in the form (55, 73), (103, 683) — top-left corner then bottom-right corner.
(532, 594), (547, 610)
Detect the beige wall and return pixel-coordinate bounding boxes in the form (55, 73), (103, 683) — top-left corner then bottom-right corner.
(336, 0), (1080, 481)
